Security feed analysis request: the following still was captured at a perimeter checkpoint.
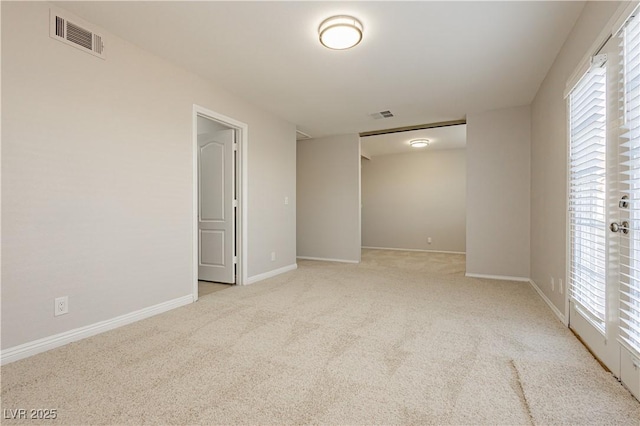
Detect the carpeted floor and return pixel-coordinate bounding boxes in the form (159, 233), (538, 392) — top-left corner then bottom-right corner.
(198, 281), (232, 297)
(2, 249), (639, 425)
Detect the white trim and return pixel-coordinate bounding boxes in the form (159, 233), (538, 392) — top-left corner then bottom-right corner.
(612, 2), (640, 38)
(529, 279), (567, 325)
(297, 256), (360, 264)
(565, 95), (572, 327)
(357, 138), (362, 263)
(246, 264), (298, 285)
(192, 105), (248, 300)
(564, 57), (591, 100)
(1, 295), (193, 365)
(362, 246), (466, 255)
(465, 273), (530, 282)
(565, 1), (639, 98)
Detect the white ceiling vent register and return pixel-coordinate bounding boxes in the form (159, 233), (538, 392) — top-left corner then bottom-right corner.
(49, 8), (105, 59)
(369, 110), (394, 120)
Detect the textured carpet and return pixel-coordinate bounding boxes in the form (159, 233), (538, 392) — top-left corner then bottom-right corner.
(2, 249), (639, 425)
(198, 281), (232, 297)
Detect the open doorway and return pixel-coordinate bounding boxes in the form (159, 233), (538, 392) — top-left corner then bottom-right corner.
(193, 105), (248, 300)
(360, 124), (467, 255)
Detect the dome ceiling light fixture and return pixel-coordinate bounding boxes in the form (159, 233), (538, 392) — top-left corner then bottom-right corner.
(410, 139), (430, 148)
(318, 15), (363, 50)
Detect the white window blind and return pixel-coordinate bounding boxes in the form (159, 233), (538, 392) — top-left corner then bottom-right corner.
(569, 65), (607, 332)
(619, 10), (640, 355)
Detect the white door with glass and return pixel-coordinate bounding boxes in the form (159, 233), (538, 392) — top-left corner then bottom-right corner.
(198, 127), (235, 284)
(568, 7), (640, 399)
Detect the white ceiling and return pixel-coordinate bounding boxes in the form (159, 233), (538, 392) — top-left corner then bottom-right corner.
(57, 1), (585, 138)
(361, 125), (466, 158)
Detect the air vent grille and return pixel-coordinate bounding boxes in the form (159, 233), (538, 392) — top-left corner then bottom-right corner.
(66, 22), (93, 50)
(55, 16), (65, 38)
(369, 110), (395, 120)
(94, 34), (103, 55)
(50, 8), (105, 59)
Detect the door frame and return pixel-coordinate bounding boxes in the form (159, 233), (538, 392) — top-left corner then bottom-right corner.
(562, 0), (640, 398)
(192, 104), (248, 300)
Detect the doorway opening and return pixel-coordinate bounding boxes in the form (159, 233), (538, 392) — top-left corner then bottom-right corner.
(359, 124), (467, 257)
(192, 105), (248, 300)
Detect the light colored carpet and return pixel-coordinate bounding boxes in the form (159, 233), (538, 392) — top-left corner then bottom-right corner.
(2, 249), (639, 425)
(198, 281), (232, 297)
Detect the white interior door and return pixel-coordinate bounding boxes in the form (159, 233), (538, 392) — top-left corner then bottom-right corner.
(198, 127), (235, 283)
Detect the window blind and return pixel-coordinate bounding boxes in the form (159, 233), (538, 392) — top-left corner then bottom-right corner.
(569, 65), (608, 332)
(618, 10), (640, 356)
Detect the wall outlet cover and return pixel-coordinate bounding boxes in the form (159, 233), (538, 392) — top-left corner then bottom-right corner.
(54, 296), (69, 316)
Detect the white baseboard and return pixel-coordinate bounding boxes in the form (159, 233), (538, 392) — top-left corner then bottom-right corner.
(529, 279), (567, 325)
(246, 263), (298, 285)
(362, 246), (466, 255)
(1, 294), (194, 365)
(465, 272), (530, 282)
(296, 256), (360, 264)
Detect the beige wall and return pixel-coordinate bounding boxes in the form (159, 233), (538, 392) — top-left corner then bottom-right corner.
(530, 1), (622, 313)
(466, 106), (531, 279)
(361, 149), (466, 253)
(1, 2), (296, 349)
(297, 135), (361, 262)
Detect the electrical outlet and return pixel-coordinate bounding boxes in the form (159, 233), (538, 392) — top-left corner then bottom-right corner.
(559, 279), (563, 294)
(54, 296), (68, 316)
(271, 251), (276, 262)
(427, 237), (432, 244)
(284, 196), (289, 205)
(551, 277), (555, 291)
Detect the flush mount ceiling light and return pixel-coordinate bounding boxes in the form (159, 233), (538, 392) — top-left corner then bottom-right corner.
(318, 15), (363, 50)
(410, 139), (430, 148)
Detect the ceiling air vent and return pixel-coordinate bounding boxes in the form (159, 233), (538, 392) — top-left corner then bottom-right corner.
(50, 8), (105, 59)
(296, 130), (312, 141)
(369, 110), (394, 120)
